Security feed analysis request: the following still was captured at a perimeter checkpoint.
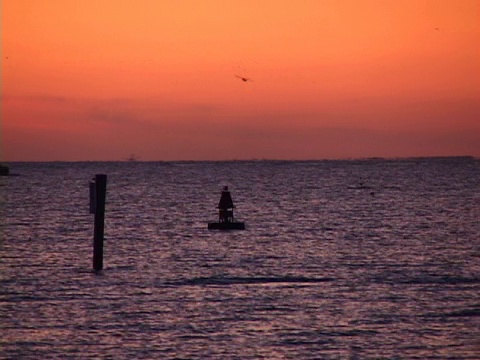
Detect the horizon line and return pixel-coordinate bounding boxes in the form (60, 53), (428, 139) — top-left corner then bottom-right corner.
(2, 155), (477, 163)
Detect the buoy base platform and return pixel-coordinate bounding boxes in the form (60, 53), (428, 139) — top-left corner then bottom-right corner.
(208, 222), (245, 230)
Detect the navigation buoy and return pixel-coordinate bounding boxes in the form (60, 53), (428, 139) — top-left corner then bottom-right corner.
(208, 186), (245, 230)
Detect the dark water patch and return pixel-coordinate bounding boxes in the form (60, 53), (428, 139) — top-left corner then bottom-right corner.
(348, 184), (373, 190)
(166, 276), (335, 286)
(423, 307), (480, 319)
(274, 330), (335, 346)
(319, 329), (380, 337)
(372, 272), (480, 286)
(399, 275), (480, 285)
(1, 295), (52, 302)
(277, 337), (332, 347)
(105, 265), (137, 272)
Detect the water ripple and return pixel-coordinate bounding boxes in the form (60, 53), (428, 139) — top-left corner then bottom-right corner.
(166, 276), (335, 286)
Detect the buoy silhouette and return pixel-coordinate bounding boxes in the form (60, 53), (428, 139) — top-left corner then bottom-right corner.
(208, 186), (245, 230)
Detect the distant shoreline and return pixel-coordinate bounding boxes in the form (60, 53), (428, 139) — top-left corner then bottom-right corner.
(2, 156), (477, 163)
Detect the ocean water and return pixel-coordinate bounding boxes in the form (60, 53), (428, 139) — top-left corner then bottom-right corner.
(1, 158), (479, 359)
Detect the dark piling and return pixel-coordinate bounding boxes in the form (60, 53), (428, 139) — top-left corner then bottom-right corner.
(92, 174), (107, 271)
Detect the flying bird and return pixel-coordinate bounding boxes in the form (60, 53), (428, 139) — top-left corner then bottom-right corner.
(235, 74), (253, 82)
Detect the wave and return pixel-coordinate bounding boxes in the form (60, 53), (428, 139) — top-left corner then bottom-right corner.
(165, 275), (335, 286)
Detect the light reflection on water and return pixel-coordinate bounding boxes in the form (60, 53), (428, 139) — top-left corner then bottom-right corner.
(1, 158), (479, 359)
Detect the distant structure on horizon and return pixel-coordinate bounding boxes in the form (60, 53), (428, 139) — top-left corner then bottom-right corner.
(125, 154), (139, 162)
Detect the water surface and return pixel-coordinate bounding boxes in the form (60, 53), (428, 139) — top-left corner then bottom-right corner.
(1, 158), (479, 358)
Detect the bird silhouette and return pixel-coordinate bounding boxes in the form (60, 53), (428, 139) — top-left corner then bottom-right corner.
(235, 74), (252, 82)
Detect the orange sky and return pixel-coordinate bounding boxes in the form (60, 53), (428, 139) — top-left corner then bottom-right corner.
(2, 0), (479, 161)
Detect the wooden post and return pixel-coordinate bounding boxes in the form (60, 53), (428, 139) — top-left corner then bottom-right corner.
(89, 180), (96, 214)
(93, 174), (107, 271)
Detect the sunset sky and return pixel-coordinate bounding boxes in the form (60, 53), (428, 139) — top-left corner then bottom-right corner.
(2, 0), (479, 161)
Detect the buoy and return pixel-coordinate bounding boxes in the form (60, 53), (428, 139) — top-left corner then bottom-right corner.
(208, 186), (245, 230)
